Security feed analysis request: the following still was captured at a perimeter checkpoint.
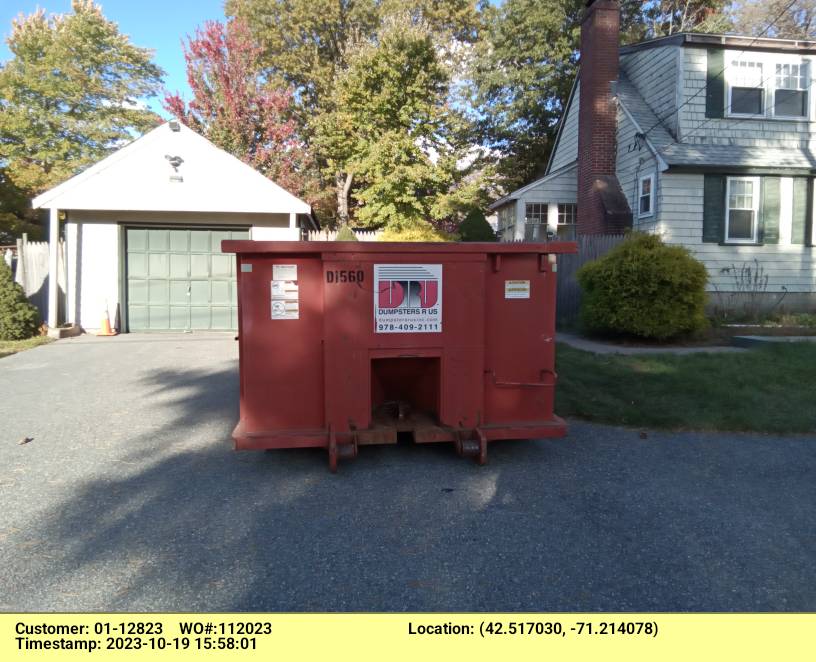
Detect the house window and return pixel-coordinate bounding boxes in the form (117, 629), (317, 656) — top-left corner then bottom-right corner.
(774, 62), (808, 118)
(525, 202), (548, 225)
(728, 60), (764, 115)
(638, 173), (654, 217)
(498, 204), (515, 241)
(725, 176), (759, 243)
(557, 203), (577, 240)
(524, 202), (548, 240)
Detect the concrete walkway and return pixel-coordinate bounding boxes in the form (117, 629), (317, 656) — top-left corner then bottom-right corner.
(732, 335), (816, 348)
(558, 332), (746, 355)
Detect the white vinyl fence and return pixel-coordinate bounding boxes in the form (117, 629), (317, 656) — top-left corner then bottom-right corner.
(307, 229), (381, 241)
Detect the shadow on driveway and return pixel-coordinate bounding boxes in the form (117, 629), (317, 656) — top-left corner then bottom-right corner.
(0, 337), (814, 611)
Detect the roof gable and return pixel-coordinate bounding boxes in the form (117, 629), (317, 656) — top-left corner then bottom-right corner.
(33, 122), (311, 214)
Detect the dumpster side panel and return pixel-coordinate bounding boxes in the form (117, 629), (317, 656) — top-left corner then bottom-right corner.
(238, 255), (325, 435)
(483, 253), (557, 424)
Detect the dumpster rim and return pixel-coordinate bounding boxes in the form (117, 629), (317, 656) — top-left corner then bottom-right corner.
(221, 240), (578, 255)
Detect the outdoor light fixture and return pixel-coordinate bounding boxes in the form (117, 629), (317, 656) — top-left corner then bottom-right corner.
(165, 154), (184, 182)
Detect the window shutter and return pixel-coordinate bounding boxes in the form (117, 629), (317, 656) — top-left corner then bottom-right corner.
(760, 177), (780, 244)
(703, 174), (725, 243)
(792, 177), (808, 245)
(706, 49), (725, 119)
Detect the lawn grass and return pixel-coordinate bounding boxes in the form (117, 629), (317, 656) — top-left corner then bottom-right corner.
(0, 336), (54, 359)
(555, 342), (816, 434)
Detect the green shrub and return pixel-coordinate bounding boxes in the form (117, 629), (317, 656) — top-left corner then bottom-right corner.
(457, 209), (496, 241)
(0, 258), (40, 340)
(577, 233), (708, 340)
(334, 224), (359, 241)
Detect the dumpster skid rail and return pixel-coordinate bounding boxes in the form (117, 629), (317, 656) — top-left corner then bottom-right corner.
(223, 240), (577, 472)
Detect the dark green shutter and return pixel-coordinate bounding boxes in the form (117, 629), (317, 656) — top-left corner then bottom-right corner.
(792, 177), (808, 245)
(706, 49), (725, 119)
(760, 177), (780, 244)
(703, 174), (726, 243)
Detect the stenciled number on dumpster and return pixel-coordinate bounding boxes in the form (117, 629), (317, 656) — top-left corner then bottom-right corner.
(374, 264), (442, 333)
(326, 269), (365, 284)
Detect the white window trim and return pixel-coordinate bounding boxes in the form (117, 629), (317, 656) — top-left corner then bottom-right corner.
(724, 52), (812, 121)
(725, 176), (760, 244)
(524, 201), (549, 225)
(638, 173), (655, 218)
(725, 58), (765, 119)
(771, 60), (810, 120)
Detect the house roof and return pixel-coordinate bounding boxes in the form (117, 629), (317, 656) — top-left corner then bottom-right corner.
(33, 122), (312, 215)
(487, 162), (577, 210)
(658, 144), (816, 171)
(616, 74), (674, 151)
(619, 32), (816, 56)
(616, 73), (815, 172)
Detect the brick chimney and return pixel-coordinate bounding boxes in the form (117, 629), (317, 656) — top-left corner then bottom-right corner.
(576, 0), (632, 234)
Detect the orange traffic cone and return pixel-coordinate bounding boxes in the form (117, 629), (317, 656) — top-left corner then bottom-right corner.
(97, 308), (118, 336)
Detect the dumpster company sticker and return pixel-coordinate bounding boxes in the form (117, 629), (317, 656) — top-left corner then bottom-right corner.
(273, 264), (298, 281)
(271, 265), (299, 320)
(505, 279), (531, 299)
(374, 264), (442, 333)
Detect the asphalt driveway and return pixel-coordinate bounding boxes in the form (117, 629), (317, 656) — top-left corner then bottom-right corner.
(0, 334), (814, 612)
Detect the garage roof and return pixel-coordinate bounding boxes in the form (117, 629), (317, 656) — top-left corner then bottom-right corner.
(33, 122), (312, 215)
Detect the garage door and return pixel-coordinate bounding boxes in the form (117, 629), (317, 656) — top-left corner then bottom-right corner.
(126, 227), (249, 331)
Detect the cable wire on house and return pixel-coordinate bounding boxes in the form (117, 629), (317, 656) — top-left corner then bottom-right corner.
(634, 0), (800, 142)
(679, 64), (811, 144)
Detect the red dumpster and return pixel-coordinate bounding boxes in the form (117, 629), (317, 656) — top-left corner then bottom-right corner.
(222, 240), (577, 471)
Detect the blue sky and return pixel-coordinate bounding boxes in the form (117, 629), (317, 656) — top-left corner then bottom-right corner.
(0, 0), (228, 115)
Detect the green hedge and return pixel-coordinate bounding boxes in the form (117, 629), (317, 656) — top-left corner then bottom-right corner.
(577, 233), (708, 340)
(0, 258), (40, 340)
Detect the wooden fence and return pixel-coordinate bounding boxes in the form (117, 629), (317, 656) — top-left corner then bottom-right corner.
(307, 229), (381, 241)
(555, 234), (625, 327)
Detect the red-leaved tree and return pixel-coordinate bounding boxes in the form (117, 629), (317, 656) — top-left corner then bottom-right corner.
(164, 19), (322, 204)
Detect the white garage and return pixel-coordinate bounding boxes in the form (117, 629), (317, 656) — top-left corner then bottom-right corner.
(33, 121), (314, 332)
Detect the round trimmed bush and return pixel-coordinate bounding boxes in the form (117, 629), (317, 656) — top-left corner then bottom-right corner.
(576, 233), (708, 340)
(334, 224), (359, 241)
(0, 258), (40, 340)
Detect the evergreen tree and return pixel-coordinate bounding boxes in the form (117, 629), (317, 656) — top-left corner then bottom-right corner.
(0, 258), (40, 340)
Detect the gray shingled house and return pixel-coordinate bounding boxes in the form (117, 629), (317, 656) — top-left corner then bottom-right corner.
(491, 0), (816, 310)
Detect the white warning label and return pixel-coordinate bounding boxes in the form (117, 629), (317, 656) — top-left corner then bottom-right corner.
(271, 264), (299, 320)
(505, 280), (530, 299)
(374, 264), (442, 333)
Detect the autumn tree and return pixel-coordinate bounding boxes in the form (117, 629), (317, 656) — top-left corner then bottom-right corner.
(728, 0), (816, 39)
(0, 0), (164, 241)
(164, 19), (325, 210)
(622, 1), (731, 41)
(225, 0), (482, 225)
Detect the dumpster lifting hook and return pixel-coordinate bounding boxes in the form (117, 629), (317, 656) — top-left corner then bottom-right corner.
(328, 427), (358, 473)
(454, 427), (488, 466)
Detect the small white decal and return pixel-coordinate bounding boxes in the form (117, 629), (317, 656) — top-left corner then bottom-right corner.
(505, 280), (530, 299)
(273, 264), (298, 281)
